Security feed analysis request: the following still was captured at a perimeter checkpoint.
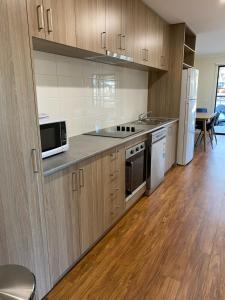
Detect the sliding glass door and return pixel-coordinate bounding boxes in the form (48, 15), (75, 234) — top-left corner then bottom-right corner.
(215, 65), (225, 134)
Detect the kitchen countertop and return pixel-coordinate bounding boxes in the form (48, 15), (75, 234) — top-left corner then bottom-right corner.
(43, 119), (178, 176)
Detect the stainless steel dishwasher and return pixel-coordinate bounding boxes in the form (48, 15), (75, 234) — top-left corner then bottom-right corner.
(146, 128), (166, 195)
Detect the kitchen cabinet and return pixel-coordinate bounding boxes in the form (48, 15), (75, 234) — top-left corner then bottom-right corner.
(75, 0), (106, 54)
(44, 155), (105, 284)
(165, 122), (178, 172)
(120, 0), (135, 57)
(78, 156), (104, 254)
(27, 0), (46, 39)
(0, 0), (50, 298)
(106, 0), (122, 53)
(161, 21), (170, 70)
(44, 167), (81, 285)
(27, 0), (76, 47)
(102, 147), (125, 230)
(133, 0), (147, 65)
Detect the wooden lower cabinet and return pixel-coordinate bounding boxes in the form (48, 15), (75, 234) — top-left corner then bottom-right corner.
(44, 148), (125, 285)
(165, 122), (178, 173)
(78, 156), (104, 254)
(44, 166), (81, 285)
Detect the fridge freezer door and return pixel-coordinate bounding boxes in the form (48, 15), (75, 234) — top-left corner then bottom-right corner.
(188, 68), (199, 100)
(184, 100), (197, 164)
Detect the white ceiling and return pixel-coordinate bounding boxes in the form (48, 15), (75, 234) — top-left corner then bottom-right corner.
(143, 0), (225, 55)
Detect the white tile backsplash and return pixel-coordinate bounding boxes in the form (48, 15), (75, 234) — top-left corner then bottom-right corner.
(34, 51), (148, 137)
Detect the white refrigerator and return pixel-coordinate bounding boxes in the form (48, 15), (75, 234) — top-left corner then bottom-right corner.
(177, 68), (199, 166)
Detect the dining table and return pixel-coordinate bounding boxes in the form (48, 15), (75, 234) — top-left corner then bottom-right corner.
(196, 112), (216, 152)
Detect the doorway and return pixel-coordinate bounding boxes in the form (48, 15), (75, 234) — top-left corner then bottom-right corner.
(214, 65), (225, 134)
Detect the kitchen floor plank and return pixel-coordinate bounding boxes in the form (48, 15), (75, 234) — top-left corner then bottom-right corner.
(45, 136), (225, 300)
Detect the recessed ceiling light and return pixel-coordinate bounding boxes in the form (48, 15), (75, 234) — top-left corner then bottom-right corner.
(220, 0), (225, 3)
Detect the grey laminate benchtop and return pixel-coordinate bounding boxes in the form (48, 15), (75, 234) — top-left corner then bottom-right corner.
(43, 119), (178, 176)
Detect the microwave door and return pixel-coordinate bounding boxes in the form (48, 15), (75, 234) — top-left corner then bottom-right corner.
(40, 122), (61, 154)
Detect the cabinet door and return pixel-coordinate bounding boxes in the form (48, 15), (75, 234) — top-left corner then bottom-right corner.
(106, 0), (122, 53)
(146, 8), (157, 68)
(27, 0), (46, 38)
(43, 0), (76, 46)
(78, 156), (104, 254)
(102, 147), (125, 230)
(161, 21), (170, 70)
(165, 123), (178, 172)
(44, 168), (81, 285)
(75, 0), (106, 54)
(134, 0), (147, 65)
(121, 0), (135, 57)
(1, 1), (50, 298)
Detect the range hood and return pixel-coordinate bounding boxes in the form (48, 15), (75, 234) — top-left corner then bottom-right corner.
(85, 50), (134, 65)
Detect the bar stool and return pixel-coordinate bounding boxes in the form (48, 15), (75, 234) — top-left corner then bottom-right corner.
(0, 265), (35, 300)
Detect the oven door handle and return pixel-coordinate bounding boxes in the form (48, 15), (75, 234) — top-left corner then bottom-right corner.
(126, 160), (134, 194)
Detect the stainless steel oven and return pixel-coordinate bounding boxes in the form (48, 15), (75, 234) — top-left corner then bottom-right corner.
(125, 142), (146, 197)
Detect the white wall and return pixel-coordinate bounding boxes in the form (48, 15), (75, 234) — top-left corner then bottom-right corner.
(34, 51), (148, 137)
(195, 54), (225, 112)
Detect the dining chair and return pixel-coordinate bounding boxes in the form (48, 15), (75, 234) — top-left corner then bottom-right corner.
(195, 113), (219, 148)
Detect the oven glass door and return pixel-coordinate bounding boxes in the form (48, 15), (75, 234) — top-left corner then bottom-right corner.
(126, 151), (145, 196)
(40, 122), (62, 153)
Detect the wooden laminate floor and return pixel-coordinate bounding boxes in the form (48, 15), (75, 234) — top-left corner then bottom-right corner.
(46, 136), (225, 300)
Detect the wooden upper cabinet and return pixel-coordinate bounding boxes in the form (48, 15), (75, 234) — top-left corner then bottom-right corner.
(121, 0), (135, 58)
(134, 0), (148, 65)
(106, 0), (122, 53)
(43, 0), (76, 46)
(27, 0), (76, 46)
(75, 0), (106, 54)
(27, 0), (46, 38)
(161, 21), (170, 70)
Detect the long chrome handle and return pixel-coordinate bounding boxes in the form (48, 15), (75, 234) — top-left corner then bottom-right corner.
(79, 169), (84, 188)
(37, 4), (44, 30)
(118, 34), (122, 50)
(47, 8), (53, 33)
(101, 32), (106, 49)
(72, 172), (78, 191)
(142, 49), (148, 61)
(122, 35), (126, 50)
(161, 56), (165, 67)
(31, 149), (39, 174)
(146, 49), (149, 61)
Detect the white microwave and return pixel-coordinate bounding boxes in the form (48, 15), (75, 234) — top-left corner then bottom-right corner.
(40, 119), (69, 159)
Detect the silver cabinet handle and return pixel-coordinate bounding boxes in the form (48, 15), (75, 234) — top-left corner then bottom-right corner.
(161, 55), (165, 67)
(37, 4), (44, 30)
(121, 35), (126, 50)
(31, 149), (39, 174)
(47, 8), (53, 33)
(79, 169), (84, 188)
(146, 49), (149, 61)
(72, 172), (78, 191)
(142, 49), (148, 61)
(118, 34), (122, 50)
(101, 32), (106, 49)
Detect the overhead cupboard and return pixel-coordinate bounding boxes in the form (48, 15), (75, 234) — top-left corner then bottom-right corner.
(26, 0), (170, 70)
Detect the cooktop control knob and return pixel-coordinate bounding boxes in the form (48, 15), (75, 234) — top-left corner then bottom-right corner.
(131, 127), (135, 132)
(136, 147), (139, 151)
(130, 150), (134, 155)
(122, 126), (125, 131)
(126, 127), (130, 132)
(117, 126), (121, 131)
(140, 145), (144, 149)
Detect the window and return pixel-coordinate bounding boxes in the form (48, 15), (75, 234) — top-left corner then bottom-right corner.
(215, 65), (225, 124)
